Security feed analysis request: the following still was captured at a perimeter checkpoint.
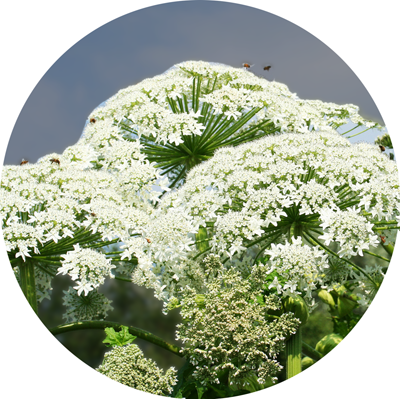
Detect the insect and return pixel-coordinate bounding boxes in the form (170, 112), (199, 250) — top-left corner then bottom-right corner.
(242, 63), (253, 70)
(380, 235), (386, 244)
(146, 238), (151, 243)
(50, 158), (60, 165)
(90, 212), (96, 217)
(263, 65), (272, 71)
(20, 159), (29, 165)
(90, 118), (96, 124)
(379, 145), (385, 152)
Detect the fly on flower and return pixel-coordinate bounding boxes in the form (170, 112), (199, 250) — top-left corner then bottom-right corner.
(146, 238), (151, 243)
(20, 159), (29, 165)
(379, 145), (385, 152)
(50, 158), (61, 165)
(90, 118), (96, 123)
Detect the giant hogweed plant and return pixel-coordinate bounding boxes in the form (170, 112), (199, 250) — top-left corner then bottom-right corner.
(1, 61), (398, 397)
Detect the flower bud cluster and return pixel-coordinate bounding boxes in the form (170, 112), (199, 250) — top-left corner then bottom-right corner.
(96, 343), (177, 395)
(176, 255), (300, 386)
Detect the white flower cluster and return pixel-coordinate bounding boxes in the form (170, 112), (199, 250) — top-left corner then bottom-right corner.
(265, 237), (329, 303)
(131, 130), (399, 303)
(62, 287), (114, 322)
(57, 245), (115, 295)
(319, 207), (380, 257)
(1, 140), (158, 263)
(353, 264), (385, 308)
(176, 255), (300, 386)
(82, 60), (381, 164)
(96, 343), (177, 396)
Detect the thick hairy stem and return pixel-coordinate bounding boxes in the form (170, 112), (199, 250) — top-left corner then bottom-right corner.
(49, 320), (183, 358)
(286, 328), (302, 379)
(19, 260), (38, 314)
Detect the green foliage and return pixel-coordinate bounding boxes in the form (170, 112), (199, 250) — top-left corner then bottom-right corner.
(172, 361), (252, 399)
(102, 326), (136, 347)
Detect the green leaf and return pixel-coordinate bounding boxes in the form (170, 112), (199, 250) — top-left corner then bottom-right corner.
(255, 294), (265, 306)
(171, 361), (197, 398)
(207, 384), (227, 397)
(102, 326), (136, 347)
(195, 382), (207, 399)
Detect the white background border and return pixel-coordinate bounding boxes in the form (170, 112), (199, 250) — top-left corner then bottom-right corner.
(1, 1), (399, 398)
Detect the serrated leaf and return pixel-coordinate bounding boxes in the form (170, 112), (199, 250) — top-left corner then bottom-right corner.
(102, 326), (136, 347)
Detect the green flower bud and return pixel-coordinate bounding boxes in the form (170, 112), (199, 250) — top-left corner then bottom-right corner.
(315, 333), (343, 357)
(282, 295), (309, 324)
(195, 294), (205, 308)
(166, 296), (180, 311)
(337, 296), (357, 318)
(301, 356), (315, 370)
(318, 289), (335, 309)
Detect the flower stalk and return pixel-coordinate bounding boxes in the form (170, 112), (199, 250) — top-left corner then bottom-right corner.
(49, 320), (183, 358)
(18, 259), (38, 314)
(286, 328), (302, 379)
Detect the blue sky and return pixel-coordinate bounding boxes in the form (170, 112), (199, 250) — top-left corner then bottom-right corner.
(4, 0), (386, 165)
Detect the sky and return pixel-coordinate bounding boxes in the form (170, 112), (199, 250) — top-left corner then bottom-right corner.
(1, 1), (399, 399)
(3, 0), (387, 165)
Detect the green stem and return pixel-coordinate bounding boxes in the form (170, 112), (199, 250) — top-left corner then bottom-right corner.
(114, 275), (133, 283)
(373, 226), (400, 231)
(18, 259), (38, 314)
(345, 127), (371, 139)
(302, 341), (322, 361)
(381, 242), (394, 256)
(363, 250), (390, 262)
(340, 124), (359, 136)
(286, 328), (302, 379)
(49, 320), (183, 358)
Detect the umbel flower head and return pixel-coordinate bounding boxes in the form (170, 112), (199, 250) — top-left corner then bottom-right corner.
(129, 130), (399, 305)
(1, 139), (159, 298)
(176, 255), (300, 386)
(96, 343), (177, 396)
(57, 244), (116, 296)
(62, 287), (113, 322)
(82, 60), (382, 189)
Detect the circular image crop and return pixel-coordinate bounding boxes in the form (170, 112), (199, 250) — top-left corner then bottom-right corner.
(2, 1), (399, 398)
